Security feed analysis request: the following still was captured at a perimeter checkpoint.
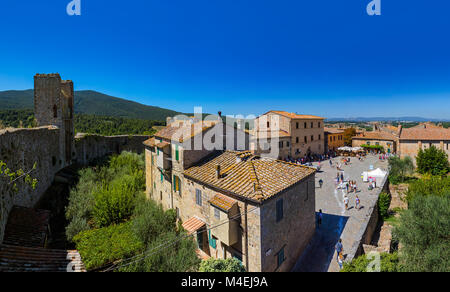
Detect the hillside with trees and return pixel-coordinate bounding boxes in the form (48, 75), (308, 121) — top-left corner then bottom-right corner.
(0, 109), (163, 136)
(0, 89), (184, 121)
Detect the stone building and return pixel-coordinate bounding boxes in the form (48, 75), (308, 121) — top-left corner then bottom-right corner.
(143, 119), (316, 272)
(398, 124), (450, 164)
(324, 127), (345, 152)
(34, 73), (75, 167)
(251, 111), (325, 160)
(352, 129), (398, 154)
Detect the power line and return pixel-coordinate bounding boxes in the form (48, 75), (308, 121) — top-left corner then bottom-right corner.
(102, 203), (260, 272)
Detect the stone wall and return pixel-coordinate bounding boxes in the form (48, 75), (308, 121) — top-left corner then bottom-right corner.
(0, 126), (61, 241)
(346, 174), (390, 262)
(0, 128), (149, 242)
(74, 134), (149, 165)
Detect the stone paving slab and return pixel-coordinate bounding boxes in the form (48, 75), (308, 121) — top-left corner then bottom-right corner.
(292, 155), (388, 272)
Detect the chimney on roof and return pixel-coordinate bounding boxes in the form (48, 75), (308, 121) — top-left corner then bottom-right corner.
(216, 164), (221, 179)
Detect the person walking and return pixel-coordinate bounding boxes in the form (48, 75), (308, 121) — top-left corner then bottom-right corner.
(355, 195), (360, 210)
(335, 239), (343, 262)
(338, 252), (344, 270)
(319, 179), (323, 188)
(344, 195), (349, 210)
(317, 209), (323, 228)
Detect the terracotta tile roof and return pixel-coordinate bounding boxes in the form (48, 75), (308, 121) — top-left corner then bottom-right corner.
(209, 193), (237, 212)
(0, 244), (86, 272)
(324, 127), (344, 134)
(352, 131), (397, 141)
(143, 137), (156, 147)
(182, 217), (206, 234)
(183, 151), (316, 203)
(155, 121), (219, 143)
(411, 122), (443, 129)
(400, 127), (450, 141)
(3, 206), (50, 248)
(253, 130), (291, 139)
(267, 110), (325, 120)
(156, 141), (170, 149)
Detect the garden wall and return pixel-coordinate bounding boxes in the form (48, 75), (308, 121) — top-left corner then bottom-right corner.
(74, 134), (149, 165)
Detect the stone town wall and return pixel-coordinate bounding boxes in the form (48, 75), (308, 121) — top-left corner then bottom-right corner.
(0, 128), (149, 242)
(0, 126), (61, 242)
(346, 174), (390, 262)
(74, 134), (149, 165)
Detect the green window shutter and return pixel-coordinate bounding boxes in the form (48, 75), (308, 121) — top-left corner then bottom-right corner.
(173, 176), (177, 191)
(208, 230), (216, 249)
(175, 145), (179, 161)
(161, 173), (163, 182)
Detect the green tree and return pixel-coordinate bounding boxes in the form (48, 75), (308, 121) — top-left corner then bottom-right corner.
(378, 192), (391, 220)
(199, 258), (246, 272)
(341, 252), (399, 272)
(343, 128), (357, 146)
(394, 195), (450, 272)
(416, 146), (449, 176)
(388, 156), (415, 184)
(405, 175), (450, 203)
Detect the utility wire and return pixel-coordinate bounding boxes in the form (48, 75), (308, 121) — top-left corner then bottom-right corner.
(102, 203), (259, 272)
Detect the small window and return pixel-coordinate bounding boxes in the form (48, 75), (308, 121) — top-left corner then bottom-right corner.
(296, 122), (299, 129)
(318, 122), (321, 128)
(286, 141), (290, 147)
(279, 141), (283, 148)
(214, 207), (220, 219)
(277, 247), (285, 268)
(318, 134), (321, 140)
(304, 136), (307, 143)
(311, 135), (314, 141)
(276, 199), (283, 222)
(53, 105), (57, 118)
(304, 122), (307, 129)
(296, 137), (299, 143)
(267, 121), (270, 128)
(196, 189), (202, 206)
(311, 122), (313, 128)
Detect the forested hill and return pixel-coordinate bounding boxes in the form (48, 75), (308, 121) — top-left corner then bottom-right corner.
(0, 89), (183, 121)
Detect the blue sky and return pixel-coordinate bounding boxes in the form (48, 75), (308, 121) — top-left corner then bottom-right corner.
(0, 0), (449, 119)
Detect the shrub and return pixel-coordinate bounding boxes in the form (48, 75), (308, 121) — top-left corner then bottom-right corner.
(394, 195), (450, 272)
(405, 175), (450, 203)
(65, 168), (98, 241)
(199, 258), (246, 272)
(120, 230), (201, 272)
(341, 252), (399, 272)
(73, 222), (145, 270)
(131, 197), (177, 245)
(388, 156), (415, 184)
(378, 192), (391, 219)
(92, 175), (142, 227)
(416, 146), (449, 176)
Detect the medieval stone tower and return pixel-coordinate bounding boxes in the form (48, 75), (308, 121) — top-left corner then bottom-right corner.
(34, 73), (75, 167)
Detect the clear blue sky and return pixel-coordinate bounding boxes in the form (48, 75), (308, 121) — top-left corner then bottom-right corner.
(0, 1), (449, 119)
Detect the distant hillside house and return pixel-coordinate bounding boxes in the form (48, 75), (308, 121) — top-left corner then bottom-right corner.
(251, 111), (325, 160)
(143, 119), (316, 272)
